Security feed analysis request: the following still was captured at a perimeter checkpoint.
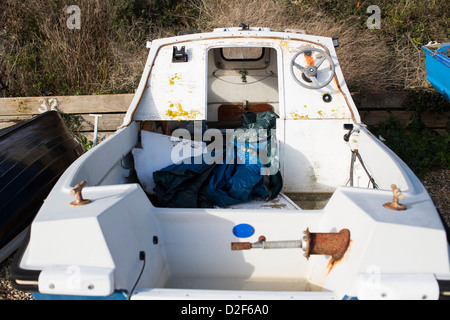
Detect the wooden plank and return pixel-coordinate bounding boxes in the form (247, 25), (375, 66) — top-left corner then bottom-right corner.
(77, 114), (126, 132)
(0, 115), (33, 130)
(0, 92), (403, 116)
(0, 93), (447, 133)
(421, 111), (449, 128)
(82, 132), (116, 142)
(0, 94), (133, 116)
(360, 110), (413, 126)
(354, 91), (409, 110)
(0, 113), (126, 132)
(361, 110), (449, 129)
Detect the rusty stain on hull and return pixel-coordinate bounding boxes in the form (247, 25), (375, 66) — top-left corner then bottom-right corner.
(304, 228), (351, 264)
(327, 239), (352, 274)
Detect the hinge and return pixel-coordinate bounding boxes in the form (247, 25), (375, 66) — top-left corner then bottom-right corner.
(172, 46), (188, 63)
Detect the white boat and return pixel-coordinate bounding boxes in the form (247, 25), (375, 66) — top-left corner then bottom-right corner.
(11, 26), (450, 300)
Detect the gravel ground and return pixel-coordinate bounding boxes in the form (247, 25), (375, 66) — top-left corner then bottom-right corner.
(0, 254), (33, 300)
(0, 169), (448, 300)
(421, 169), (450, 227)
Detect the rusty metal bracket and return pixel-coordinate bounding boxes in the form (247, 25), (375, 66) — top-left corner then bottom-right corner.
(383, 184), (406, 211)
(231, 228), (351, 264)
(70, 181), (91, 207)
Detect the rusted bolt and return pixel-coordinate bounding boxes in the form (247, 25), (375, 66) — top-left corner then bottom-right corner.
(70, 181), (91, 207)
(231, 242), (252, 250)
(383, 184), (406, 211)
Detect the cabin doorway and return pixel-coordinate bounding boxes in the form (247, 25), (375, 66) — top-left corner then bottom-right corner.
(206, 46), (280, 129)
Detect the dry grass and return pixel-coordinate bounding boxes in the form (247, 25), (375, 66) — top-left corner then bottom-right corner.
(0, 0), (441, 96)
(0, 0), (149, 96)
(190, 0), (417, 91)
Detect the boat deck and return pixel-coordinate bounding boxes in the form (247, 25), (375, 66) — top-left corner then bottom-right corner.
(148, 192), (333, 210)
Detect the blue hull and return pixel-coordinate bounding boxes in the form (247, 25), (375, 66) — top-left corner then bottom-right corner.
(423, 43), (450, 102)
(32, 291), (128, 300)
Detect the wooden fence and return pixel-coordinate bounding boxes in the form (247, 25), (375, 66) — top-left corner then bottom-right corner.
(353, 91), (449, 135)
(0, 94), (133, 140)
(0, 92), (448, 139)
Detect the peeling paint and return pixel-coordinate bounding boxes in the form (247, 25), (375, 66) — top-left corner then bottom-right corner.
(166, 102), (202, 120)
(289, 112), (309, 120)
(169, 74), (181, 85)
(289, 105), (349, 120)
(280, 40), (290, 50)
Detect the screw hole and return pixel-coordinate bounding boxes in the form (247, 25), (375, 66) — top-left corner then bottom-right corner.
(323, 93), (332, 103)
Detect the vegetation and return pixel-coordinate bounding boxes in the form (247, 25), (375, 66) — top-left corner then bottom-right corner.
(0, 0), (448, 96)
(370, 116), (449, 178)
(0, 0), (448, 173)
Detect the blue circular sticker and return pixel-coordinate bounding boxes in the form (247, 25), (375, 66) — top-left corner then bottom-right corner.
(232, 224), (255, 238)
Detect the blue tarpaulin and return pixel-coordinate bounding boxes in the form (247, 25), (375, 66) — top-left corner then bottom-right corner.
(153, 111), (282, 208)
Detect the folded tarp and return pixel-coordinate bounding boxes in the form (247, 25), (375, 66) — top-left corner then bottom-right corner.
(153, 160), (216, 208)
(153, 111), (282, 208)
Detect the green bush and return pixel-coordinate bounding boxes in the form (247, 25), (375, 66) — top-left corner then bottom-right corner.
(403, 88), (450, 113)
(370, 116), (450, 178)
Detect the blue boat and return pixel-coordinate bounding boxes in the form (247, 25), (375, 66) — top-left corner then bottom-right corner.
(423, 43), (450, 101)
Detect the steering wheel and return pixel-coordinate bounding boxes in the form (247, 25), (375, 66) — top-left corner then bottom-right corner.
(291, 47), (335, 89)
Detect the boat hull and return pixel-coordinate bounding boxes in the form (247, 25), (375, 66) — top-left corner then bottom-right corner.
(0, 111), (85, 262)
(9, 29), (450, 300)
(423, 43), (450, 101)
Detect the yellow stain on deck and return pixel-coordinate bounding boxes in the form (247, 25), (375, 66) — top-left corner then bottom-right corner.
(280, 40), (290, 50)
(169, 74), (181, 85)
(289, 112), (309, 120)
(289, 108), (348, 120)
(166, 103), (202, 120)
